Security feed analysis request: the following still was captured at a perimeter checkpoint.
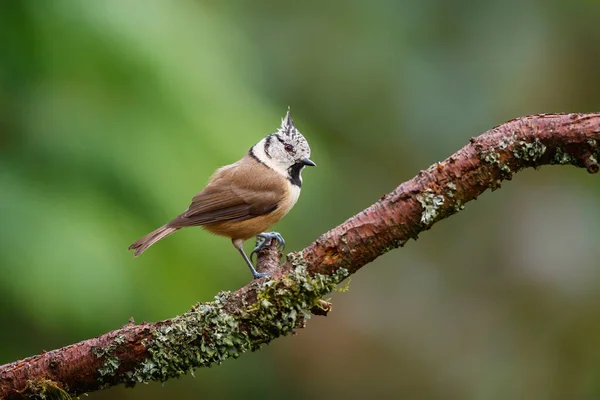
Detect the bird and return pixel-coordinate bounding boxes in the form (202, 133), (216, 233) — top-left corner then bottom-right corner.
(128, 109), (316, 279)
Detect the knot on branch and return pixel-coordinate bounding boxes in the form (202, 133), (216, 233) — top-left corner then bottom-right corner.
(582, 141), (599, 173)
(255, 237), (284, 274)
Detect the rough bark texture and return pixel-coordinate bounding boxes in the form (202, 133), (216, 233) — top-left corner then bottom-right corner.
(1, 113), (599, 399)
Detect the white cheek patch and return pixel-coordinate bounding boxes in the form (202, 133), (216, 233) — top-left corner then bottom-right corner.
(252, 137), (290, 178)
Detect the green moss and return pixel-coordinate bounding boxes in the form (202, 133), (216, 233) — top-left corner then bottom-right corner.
(21, 379), (72, 400)
(416, 189), (445, 225)
(118, 265), (349, 386)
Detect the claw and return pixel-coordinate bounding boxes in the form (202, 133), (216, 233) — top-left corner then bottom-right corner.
(250, 232), (286, 262)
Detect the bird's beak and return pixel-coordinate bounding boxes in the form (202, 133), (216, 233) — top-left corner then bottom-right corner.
(302, 158), (317, 167)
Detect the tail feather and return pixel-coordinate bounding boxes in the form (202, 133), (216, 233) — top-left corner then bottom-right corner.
(128, 225), (178, 256)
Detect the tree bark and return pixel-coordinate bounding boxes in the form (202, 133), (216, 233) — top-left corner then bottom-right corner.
(1, 113), (599, 399)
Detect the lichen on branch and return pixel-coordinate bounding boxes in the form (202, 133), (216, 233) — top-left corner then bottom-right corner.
(1, 113), (599, 399)
(119, 264), (349, 385)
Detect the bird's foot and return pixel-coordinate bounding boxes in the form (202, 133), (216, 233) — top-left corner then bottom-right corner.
(250, 269), (270, 279)
(250, 232), (285, 261)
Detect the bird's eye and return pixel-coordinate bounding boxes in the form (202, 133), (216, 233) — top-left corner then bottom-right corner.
(284, 144), (294, 152)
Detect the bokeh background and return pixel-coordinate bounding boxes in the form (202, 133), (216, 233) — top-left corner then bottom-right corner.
(2, 1), (600, 399)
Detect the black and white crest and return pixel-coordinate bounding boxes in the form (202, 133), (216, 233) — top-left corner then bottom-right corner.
(251, 108), (315, 186)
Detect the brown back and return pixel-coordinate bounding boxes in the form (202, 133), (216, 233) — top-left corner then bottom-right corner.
(167, 154), (287, 228)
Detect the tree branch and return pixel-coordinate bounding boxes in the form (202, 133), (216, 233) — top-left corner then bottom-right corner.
(2, 113), (599, 399)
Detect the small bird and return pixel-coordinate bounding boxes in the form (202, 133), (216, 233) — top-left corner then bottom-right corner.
(128, 109), (316, 279)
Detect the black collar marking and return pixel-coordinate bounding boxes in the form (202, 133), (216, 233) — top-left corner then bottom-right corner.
(288, 162), (304, 187)
(264, 135), (273, 159)
(248, 147), (263, 165)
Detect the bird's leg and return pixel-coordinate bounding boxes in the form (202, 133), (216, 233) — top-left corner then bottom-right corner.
(237, 248), (269, 279)
(250, 232), (285, 261)
(232, 239), (268, 279)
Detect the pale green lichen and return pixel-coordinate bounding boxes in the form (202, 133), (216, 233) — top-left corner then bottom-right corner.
(114, 334), (126, 345)
(513, 138), (546, 162)
(481, 150), (501, 164)
(416, 189), (445, 225)
(497, 138), (512, 150)
(550, 147), (578, 165)
(113, 265), (349, 386)
(93, 334), (125, 380)
(454, 200), (465, 212)
(480, 148), (512, 177)
(445, 182), (457, 198)
(500, 164), (512, 175)
(286, 250), (308, 268)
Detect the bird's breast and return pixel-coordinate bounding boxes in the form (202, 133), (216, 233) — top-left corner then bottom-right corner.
(287, 182), (301, 210)
(202, 180), (301, 241)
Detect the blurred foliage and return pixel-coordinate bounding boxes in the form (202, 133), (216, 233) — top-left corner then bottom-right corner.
(1, 1), (600, 399)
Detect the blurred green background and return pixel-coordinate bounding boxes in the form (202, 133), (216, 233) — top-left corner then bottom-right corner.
(2, 1), (600, 399)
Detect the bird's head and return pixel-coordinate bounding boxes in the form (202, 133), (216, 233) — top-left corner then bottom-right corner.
(252, 108), (316, 186)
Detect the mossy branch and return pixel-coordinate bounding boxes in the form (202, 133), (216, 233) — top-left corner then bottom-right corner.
(1, 113), (599, 399)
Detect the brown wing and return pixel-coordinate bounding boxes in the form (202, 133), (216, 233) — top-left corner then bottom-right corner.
(167, 160), (283, 228)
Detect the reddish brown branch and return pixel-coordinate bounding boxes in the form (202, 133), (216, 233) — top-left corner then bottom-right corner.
(1, 113), (599, 399)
